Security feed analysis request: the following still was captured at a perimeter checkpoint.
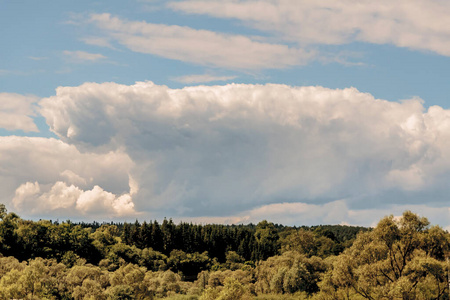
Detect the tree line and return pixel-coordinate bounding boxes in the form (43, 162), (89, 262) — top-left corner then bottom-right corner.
(0, 203), (449, 299)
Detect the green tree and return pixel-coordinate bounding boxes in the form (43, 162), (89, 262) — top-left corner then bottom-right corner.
(168, 250), (211, 280)
(217, 277), (252, 300)
(321, 211), (450, 299)
(106, 284), (134, 300)
(254, 220), (279, 260)
(109, 263), (149, 299)
(0, 203), (6, 220)
(151, 220), (164, 252)
(254, 251), (326, 295)
(0, 211), (20, 257)
(72, 278), (106, 300)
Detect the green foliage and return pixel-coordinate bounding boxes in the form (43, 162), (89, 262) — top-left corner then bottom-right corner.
(0, 204), (447, 299)
(280, 228), (347, 258)
(145, 269), (187, 298)
(255, 251), (327, 295)
(321, 211), (450, 299)
(0, 257), (67, 299)
(254, 221), (280, 261)
(0, 203), (6, 220)
(0, 211), (20, 256)
(168, 250), (211, 280)
(106, 284), (135, 299)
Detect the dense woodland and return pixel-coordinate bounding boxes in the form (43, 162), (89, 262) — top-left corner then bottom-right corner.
(0, 203), (449, 299)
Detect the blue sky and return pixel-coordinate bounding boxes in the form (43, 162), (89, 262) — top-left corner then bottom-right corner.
(1, 0), (450, 228)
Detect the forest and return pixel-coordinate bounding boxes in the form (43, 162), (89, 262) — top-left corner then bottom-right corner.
(0, 203), (449, 299)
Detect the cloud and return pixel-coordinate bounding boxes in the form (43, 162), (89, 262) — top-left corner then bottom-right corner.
(63, 50), (107, 62)
(39, 81), (450, 226)
(13, 181), (80, 213)
(183, 201), (450, 229)
(0, 136), (135, 219)
(28, 56), (48, 61)
(0, 93), (39, 132)
(170, 0), (450, 56)
(172, 74), (237, 84)
(81, 37), (116, 49)
(12, 181), (137, 218)
(86, 13), (314, 70)
(182, 200), (349, 226)
(0, 70), (42, 76)
(76, 185), (136, 216)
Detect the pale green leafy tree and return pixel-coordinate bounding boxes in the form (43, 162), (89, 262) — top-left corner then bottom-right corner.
(109, 263), (149, 299)
(320, 211), (450, 300)
(254, 251), (326, 295)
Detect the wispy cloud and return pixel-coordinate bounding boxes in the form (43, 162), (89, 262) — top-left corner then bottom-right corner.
(170, 0), (450, 56)
(86, 13), (315, 70)
(0, 69), (43, 76)
(63, 50), (107, 63)
(184, 202), (450, 228)
(81, 37), (116, 49)
(28, 56), (48, 61)
(172, 74), (237, 84)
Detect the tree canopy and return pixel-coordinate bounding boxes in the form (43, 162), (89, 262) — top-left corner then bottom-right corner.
(0, 206), (448, 299)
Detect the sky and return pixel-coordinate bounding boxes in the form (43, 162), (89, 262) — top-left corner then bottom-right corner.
(1, 0), (450, 229)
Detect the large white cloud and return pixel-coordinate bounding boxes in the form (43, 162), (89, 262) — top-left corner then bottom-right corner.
(170, 0), (450, 56)
(39, 81), (450, 223)
(0, 93), (39, 132)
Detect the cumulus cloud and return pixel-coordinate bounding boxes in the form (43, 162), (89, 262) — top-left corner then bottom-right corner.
(0, 136), (135, 219)
(63, 50), (107, 62)
(85, 13), (314, 70)
(76, 185), (135, 216)
(170, 0), (450, 56)
(12, 181), (137, 218)
(0, 93), (39, 132)
(39, 81), (450, 225)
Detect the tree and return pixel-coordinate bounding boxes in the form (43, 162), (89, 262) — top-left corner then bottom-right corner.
(254, 251), (326, 295)
(140, 221), (152, 249)
(321, 211), (450, 299)
(144, 270), (184, 298)
(109, 264), (149, 299)
(168, 249), (211, 280)
(254, 220), (279, 260)
(131, 220), (141, 247)
(106, 285), (134, 300)
(0, 258), (66, 299)
(0, 203), (6, 220)
(161, 218), (176, 254)
(217, 277), (252, 300)
(151, 220), (164, 252)
(72, 278), (106, 300)
(0, 211), (20, 256)
(121, 222), (132, 245)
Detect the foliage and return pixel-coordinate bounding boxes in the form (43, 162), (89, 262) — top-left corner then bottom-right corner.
(0, 206), (448, 299)
(318, 211), (450, 299)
